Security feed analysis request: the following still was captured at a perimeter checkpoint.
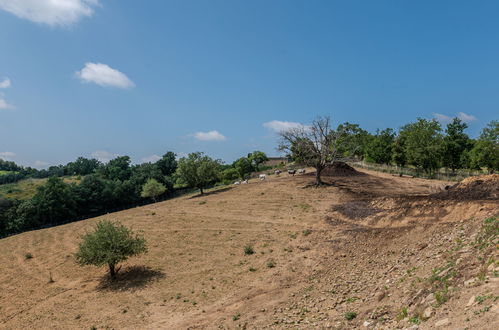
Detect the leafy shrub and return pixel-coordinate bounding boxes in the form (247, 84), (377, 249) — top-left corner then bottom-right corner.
(244, 245), (254, 255)
(344, 311), (357, 320)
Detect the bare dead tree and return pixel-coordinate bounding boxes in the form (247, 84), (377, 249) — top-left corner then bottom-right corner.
(278, 116), (344, 185)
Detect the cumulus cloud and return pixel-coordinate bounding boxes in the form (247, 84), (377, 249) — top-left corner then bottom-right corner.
(193, 130), (226, 141)
(263, 120), (307, 132)
(457, 112), (477, 123)
(0, 0), (99, 26)
(91, 150), (119, 163)
(141, 154), (161, 163)
(34, 160), (49, 168)
(0, 96), (13, 110)
(0, 151), (16, 160)
(76, 63), (135, 89)
(0, 78), (10, 88)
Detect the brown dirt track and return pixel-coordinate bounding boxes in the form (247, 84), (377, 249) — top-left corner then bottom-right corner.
(0, 168), (497, 329)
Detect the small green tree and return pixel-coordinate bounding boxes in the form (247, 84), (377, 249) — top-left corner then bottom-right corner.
(248, 151), (268, 171)
(141, 178), (166, 202)
(442, 118), (471, 172)
(470, 120), (499, 173)
(234, 157), (253, 180)
(176, 152), (221, 194)
(75, 220), (147, 279)
(365, 128), (395, 164)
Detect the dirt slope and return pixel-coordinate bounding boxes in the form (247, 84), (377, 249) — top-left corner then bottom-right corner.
(0, 169), (497, 330)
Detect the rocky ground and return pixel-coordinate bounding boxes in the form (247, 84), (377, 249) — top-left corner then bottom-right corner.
(0, 168), (497, 329)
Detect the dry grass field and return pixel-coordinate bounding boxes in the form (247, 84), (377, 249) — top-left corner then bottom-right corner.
(0, 167), (497, 329)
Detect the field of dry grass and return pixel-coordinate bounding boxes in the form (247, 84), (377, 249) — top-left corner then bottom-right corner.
(0, 168), (497, 329)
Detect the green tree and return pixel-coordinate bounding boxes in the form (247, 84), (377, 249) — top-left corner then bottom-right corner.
(176, 152), (221, 194)
(248, 151), (268, 171)
(335, 122), (373, 159)
(141, 178), (166, 202)
(392, 135), (407, 168)
(99, 156), (132, 181)
(470, 120), (499, 173)
(365, 128), (395, 164)
(234, 157), (253, 180)
(442, 118), (471, 171)
(400, 118), (443, 174)
(66, 157), (102, 176)
(31, 176), (77, 226)
(156, 151), (177, 176)
(75, 220), (147, 279)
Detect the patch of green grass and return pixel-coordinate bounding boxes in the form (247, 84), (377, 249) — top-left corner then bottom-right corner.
(409, 316), (420, 324)
(434, 288), (449, 307)
(295, 203), (312, 211)
(24, 253), (33, 260)
(346, 297), (358, 303)
(302, 229), (312, 236)
(249, 267), (257, 272)
(344, 311), (357, 320)
(396, 308), (408, 321)
(244, 245), (254, 255)
(474, 216), (498, 250)
(232, 313), (240, 321)
(266, 259), (276, 268)
(289, 232), (298, 239)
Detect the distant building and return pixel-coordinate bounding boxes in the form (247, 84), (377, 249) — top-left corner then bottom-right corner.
(264, 157), (289, 167)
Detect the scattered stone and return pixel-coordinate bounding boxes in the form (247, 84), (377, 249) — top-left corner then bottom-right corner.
(464, 278), (477, 287)
(435, 318), (450, 327)
(466, 295), (476, 307)
(363, 320), (371, 327)
(374, 291), (385, 302)
(423, 306), (433, 319)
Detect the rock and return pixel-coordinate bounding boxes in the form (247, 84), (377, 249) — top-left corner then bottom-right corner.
(423, 306), (433, 319)
(490, 304), (499, 314)
(375, 291), (386, 302)
(435, 318), (449, 327)
(363, 320), (371, 327)
(464, 278), (477, 287)
(438, 268), (450, 277)
(422, 293), (435, 304)
(466, 295), (476, 307)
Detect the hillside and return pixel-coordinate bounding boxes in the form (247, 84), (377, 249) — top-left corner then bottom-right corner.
(0, 168), (497, 329)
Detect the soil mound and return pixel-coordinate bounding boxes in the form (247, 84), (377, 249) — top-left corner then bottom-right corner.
(322, 162), (362, 177)
(435, 174), (499, 200)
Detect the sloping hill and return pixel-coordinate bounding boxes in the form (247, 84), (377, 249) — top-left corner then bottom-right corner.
(0, 169), (497, 329)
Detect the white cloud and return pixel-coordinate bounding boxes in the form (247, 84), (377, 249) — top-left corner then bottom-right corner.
(263, 120), (306, 132)
(0, 78), (10, 88)
(0, 151), (15, 160)
(141, 154), (161, 163)
(34, 160), (49, 168)
(91, 150), (119, 163)
(76, 63), (135, 89)
(0, 96), (13, 110)
(0, 0), (99, 26)
(193, 130), (226, 141)
(433, 113), (452, 123)
(457, 112), (477, 123)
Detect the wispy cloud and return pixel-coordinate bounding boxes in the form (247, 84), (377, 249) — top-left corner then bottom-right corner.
(0, 97), (13, 110)
(76, 63), (135, 89)
(457, 112), (477, 123)
(34, 160), (49, 168)
(0, 78), (10, 88)
(0, 151), (15, 160)
(433, 112), (478, 124)
(263, 120), (306, 132)
(0, 0), (100, 26)
(433, 113), (452, 123)
(193, 130), (226, 141)
(141, 154), (161, 163)
(91, 150), (119, 163)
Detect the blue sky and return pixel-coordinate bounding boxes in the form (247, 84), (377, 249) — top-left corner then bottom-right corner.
(0, 0), (498, 167)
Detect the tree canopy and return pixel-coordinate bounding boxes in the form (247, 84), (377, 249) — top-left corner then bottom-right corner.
(176, 152), (221, 194)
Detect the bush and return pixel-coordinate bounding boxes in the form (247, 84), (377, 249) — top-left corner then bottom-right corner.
(75, 220), (147, 279)
(244, 245), (254, 255)
(344, 311), (357, 320)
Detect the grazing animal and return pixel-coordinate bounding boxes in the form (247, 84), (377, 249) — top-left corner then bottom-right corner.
(287, 169), (296, 176)
(234, 181), (241, 185)
(259, 174), (266, 180)
(242, 179), (248, 184)
(298, 168), (306, 174)
(274, 170), (281, 176)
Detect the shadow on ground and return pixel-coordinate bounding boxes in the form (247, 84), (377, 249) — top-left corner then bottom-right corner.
(97, 265), (165, 292)
(188, 187), (233, 199)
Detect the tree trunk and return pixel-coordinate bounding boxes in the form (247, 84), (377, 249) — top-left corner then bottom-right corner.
(109, 263), (117, 280)
(200, 187), (204, 194)
(315, 167), (323, 186)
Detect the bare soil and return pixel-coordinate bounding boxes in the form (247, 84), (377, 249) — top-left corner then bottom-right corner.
(0, 168), (497, 329)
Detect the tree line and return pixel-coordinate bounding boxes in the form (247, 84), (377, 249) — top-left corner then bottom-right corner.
(0, 150), (271, 238)
(279, 117), (497, 185)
